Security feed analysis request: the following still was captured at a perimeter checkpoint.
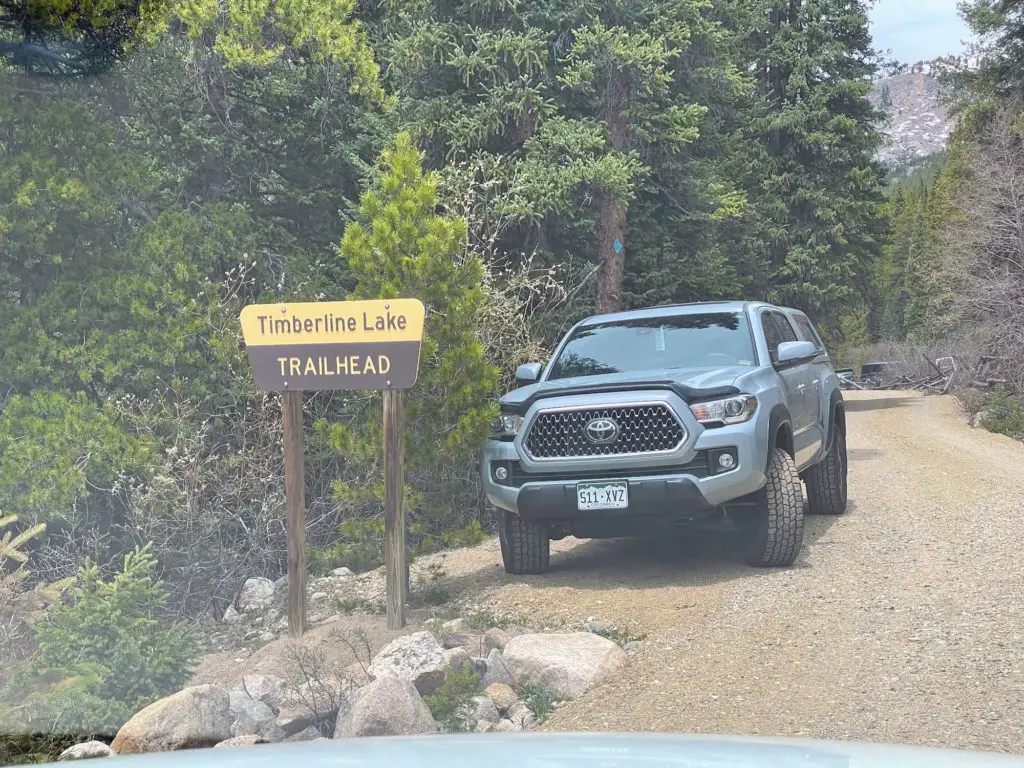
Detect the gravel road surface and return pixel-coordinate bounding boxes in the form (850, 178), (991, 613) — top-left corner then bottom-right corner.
(439, 391), (1024, 753)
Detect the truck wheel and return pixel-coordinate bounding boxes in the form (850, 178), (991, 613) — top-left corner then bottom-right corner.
(746, 448), (804, 567)
(804, 421), (848, 515)
(497, 509), (550, 575)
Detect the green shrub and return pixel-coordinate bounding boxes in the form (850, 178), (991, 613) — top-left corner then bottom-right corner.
(593, 625), (647, 646)
(980, 391), (1024, 440)
(0, 391), (154, 529)
(309, 518), (386, 575)
(313, 133), (500, 575)
(0, 732), (82, 765)
(423, 665), (481, 733)
(519, 683), (556, 723)
(1, 544), (199, 737)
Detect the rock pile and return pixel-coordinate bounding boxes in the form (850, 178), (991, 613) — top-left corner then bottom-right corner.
(73, 589), (635, 757)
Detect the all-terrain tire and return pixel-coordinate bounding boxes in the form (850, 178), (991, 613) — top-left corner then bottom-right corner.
(746, 448), (805, 567)
(804, 421), (848, 515)
(497, 509), (550, 575)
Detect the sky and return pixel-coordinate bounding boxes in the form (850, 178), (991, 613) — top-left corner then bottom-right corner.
(869, 0), (974, 63)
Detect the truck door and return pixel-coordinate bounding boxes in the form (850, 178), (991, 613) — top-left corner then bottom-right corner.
(760, 310), (822, 469)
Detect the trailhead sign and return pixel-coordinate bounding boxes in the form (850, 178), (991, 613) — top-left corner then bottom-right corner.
(240, 298), (426, 391)
(239, 297), (426, 635)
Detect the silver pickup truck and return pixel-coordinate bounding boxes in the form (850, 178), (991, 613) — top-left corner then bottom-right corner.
(480, 301), (847, 574)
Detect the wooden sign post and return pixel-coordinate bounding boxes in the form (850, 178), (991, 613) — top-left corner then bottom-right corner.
(382, 390), (406, 629)
(281, 390), (306, 638)
(240, 299), (426, 635)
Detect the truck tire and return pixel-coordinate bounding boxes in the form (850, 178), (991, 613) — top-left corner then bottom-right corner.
(498, 509), (550, 575)
(804, 421), (848, 515)
(746, 447), (804, 567)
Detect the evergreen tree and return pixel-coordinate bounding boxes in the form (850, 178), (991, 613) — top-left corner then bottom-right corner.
(318, 133), (498, 560)
(737, 0), (887, 339)
(1, 545), (198, 736)
(961, 0), (1024, 101)
(376, 0), (753, 314)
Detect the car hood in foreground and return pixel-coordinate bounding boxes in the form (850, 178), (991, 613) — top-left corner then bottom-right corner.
(500, 366), (752, 410)
(80, 733), (1024, 768)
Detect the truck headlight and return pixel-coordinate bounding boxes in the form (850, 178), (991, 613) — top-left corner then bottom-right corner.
(490, 413), (524, 440)
(689, 395), (757, 427)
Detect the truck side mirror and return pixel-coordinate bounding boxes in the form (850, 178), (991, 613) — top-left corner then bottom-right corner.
(515, 362), (543, 385)
(776, 340), (818, 365)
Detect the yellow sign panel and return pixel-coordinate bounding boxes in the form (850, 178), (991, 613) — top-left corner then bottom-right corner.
(240, 299), (425, 392)
(240, 298), (425, 346)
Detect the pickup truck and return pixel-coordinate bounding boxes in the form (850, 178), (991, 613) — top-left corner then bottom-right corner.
(480, 301), (847, 574)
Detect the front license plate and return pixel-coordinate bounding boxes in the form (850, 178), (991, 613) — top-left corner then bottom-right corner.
(576, 481), (629, 511)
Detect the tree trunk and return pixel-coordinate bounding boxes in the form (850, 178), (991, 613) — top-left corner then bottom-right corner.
(596, 71), (631, 314)
(596, 197), (627, 313)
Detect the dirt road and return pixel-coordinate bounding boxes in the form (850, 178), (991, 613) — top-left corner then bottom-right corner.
(438, 391), (1024, 752)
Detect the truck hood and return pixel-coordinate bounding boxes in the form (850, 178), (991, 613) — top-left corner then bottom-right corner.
(500, 366), (750, 412)
(80, 733), (1024, 768)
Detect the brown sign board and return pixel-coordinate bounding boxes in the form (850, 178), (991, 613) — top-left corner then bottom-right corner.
(240, 299), (425, 391)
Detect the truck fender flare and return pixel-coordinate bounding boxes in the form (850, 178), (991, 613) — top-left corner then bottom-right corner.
(767, 403), (794, 469)
(826, 389), (846, 452)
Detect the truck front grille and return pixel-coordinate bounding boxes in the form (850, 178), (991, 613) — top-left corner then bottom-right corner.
(509, 453), (711, 486)
(524, 404), (685, 459)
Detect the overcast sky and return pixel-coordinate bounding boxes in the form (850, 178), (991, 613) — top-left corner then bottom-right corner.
(869, 0), (973, 63)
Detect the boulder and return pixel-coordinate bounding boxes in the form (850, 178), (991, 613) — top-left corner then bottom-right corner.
(494, 719), (519, 732)
(242, 674), (287, 714)
(483, 628), (510, 652)
(58, 741), (114, 761)
(503, 632), (628, 700)
(442, 632), (484, 653)
(480, 648), (515, 688)
(238, 578), (276, 613)
(443, 647), (471, 671)
(285, 726), (323, 742)
(367, 631), (448, 695)
(213, 735), (265, 749)
(475, 721), (495, 733)
(229, 689), (285, 742)
(111, 684), (233, 755)
(507, 701), (537, 730)
(276, 702), (316, 735)
(222, 604), (242, 624)
(333, 678), (438, 738)
(484, 683), (517, 713)
(469, 696), (500, 724)
(331, 567), (355, 579)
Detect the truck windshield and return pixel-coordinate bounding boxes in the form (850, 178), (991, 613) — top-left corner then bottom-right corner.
(547, 312), (757, 380)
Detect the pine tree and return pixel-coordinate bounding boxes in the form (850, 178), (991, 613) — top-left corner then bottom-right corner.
(376, 0), (752, 314)
(319, 133), (499, 558)
(738, 0), (887, 339)
(960, 0), (1024, 101)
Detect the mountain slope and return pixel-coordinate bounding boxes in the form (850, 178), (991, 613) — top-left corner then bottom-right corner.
(871, 65), (953, 167)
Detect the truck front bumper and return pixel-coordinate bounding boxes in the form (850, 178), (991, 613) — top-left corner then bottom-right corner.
(481, 420), (768, 521)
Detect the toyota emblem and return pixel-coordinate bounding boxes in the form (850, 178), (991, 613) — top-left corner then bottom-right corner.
(584, 417), (620, 445)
